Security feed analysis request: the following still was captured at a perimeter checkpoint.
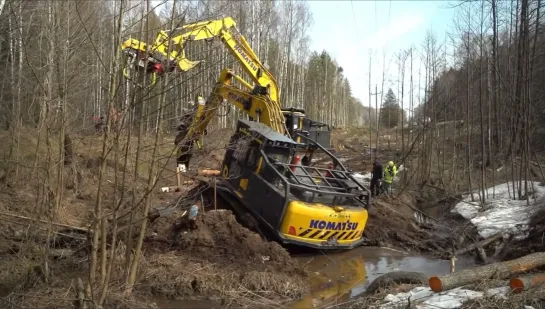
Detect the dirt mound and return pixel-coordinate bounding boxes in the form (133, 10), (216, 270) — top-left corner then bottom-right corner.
(141, 209), (308, 301)
(177, 210), (296, 269)
(362, 196), (452, 258)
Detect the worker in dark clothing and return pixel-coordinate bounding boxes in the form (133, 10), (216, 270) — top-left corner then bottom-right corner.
(370, 158), (383, 197)
(174, 101), (198, 172)
(95, 116), (104, 133)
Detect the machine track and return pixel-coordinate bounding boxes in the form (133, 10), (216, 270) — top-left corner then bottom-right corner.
(199, 184), (338, 256)
(200, 185), (273, 242)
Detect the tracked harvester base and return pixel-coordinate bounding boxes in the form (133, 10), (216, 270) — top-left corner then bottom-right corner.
(213, 119), (370, 250)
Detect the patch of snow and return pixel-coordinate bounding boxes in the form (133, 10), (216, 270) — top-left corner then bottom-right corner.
(452, 202), (482, 220)
(381, 287), (434, 308)
(379, 286), (510, 309)
(451, 182), (545, 240)
(351, 172), (372, 187)
(352, 172), (371, 180)
(351, 164), (404, 183)
(349, 164), (405, 192)
(418, 289), (483, 308)
(485, 286), (510, 299)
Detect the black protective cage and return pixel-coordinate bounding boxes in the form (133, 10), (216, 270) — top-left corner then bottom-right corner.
(262, 133), (371, 216)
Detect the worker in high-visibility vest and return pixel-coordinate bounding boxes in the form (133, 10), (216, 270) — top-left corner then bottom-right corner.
(381, 161), (397, 195)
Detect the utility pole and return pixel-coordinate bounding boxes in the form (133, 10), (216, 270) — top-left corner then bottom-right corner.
(368, 54), (372, 164)
(370, 84), (382, 160)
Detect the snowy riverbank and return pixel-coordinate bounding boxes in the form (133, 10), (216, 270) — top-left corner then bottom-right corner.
(452, 182), (545, 240)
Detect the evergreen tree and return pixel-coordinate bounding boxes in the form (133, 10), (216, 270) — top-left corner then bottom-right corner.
(380, 88), (401, 128)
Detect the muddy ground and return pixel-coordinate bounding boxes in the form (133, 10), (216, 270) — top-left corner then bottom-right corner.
(0, 125), (544, 308)
(0, 129), (307, 309)
(362, 196), (453, 258)
(142, 210), (307, 300)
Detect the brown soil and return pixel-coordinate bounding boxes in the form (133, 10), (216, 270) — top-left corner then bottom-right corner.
(0, 129), (306, 309)
(176, 210), (300, 271)
(140, 210), (308, 301)
(5, 124), (542, 308)
(362, 195), (453, 258)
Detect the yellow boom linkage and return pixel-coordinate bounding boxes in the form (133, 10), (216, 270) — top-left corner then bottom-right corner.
(120, 17), (285, 136)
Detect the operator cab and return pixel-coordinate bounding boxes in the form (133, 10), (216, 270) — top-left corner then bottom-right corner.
(282, 107), (332, 150)
(218, 119), (370, 249)
(221, 120), (370, 226)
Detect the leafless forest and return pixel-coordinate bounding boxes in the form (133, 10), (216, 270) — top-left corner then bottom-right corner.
(0, 0), (544, 308)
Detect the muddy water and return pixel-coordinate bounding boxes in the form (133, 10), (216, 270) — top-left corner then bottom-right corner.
(154, 246), (475, 309)
(290, 246), (476, 308)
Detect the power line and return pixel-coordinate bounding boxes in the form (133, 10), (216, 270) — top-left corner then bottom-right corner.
(350, 0), (360, 36)
(388, 0), (392, 25)
(374, 0), (377, 34)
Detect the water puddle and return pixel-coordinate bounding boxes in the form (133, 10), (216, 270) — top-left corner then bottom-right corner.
(291, 246), (475, 308)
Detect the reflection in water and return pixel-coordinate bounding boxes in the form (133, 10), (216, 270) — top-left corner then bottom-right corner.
(292, 246), (475, 308)
(291, 255), (366, 308)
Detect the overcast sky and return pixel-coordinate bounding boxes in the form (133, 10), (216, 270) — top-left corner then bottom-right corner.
(307, 1), (457, 108)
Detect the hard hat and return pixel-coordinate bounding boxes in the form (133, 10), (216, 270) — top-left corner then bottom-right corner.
(388, 161), (394, 166)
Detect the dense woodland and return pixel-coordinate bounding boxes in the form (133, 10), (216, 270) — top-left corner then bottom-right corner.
(0, 0), (374, 134)
(407, 0), (545, 200)
(421, 0), (545, 148)
(0, 0), (542, 201)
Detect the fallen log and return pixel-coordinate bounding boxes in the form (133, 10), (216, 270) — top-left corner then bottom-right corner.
(510, 273), (545, 293)
(0, 211), (87, 233)
(453, 233), (503, 256)
(428, 252), (545, 292)
(476, 247), (487, 264)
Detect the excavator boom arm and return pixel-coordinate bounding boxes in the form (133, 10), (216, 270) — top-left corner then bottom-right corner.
(185, 70), (284, 144)
(165, 17), (279, 105)
(122, 17), (286, 135)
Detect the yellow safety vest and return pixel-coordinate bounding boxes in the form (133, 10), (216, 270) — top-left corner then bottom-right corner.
(383, 165), (397, 184)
